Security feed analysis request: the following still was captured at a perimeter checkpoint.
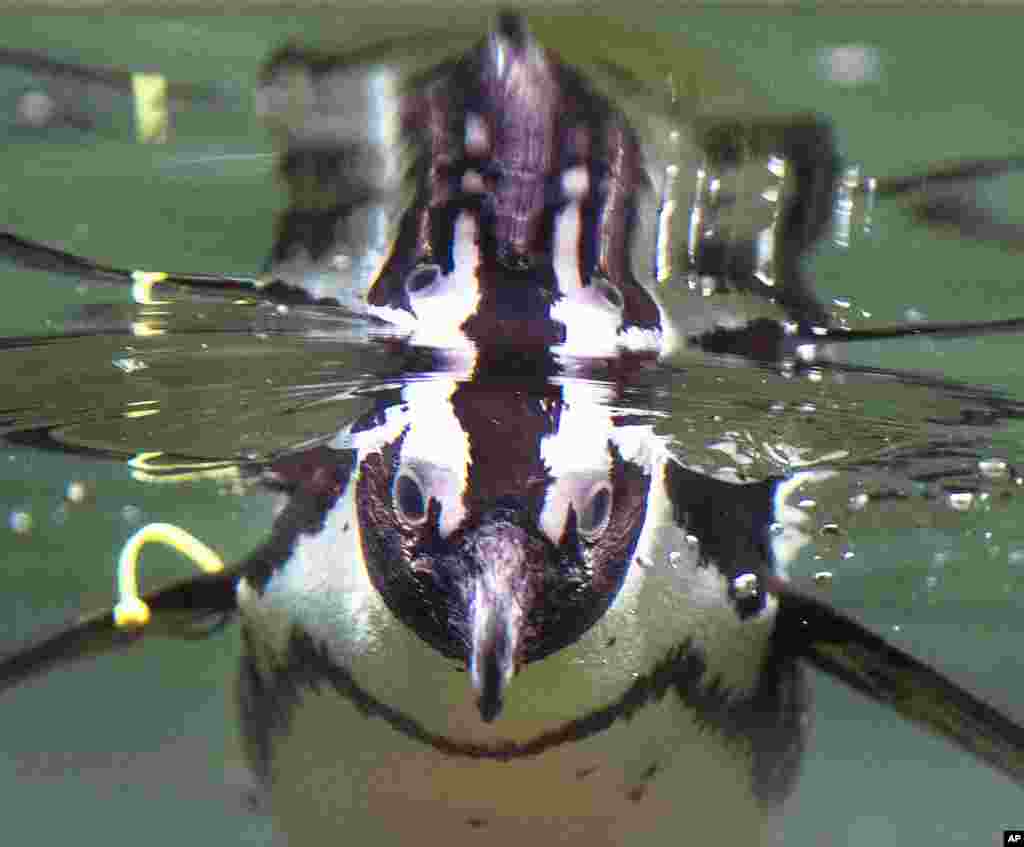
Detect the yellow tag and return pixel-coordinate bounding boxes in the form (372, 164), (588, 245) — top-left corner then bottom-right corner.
(131, 72), (168, 144)
(114, 523), (225, 630)
(131, 270), (170, 304)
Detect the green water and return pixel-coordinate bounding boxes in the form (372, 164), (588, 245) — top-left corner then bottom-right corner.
(1, 8), (1023, 846)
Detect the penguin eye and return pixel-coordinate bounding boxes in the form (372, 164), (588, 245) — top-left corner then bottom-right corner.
(405, 264), (442, 296)
(578, 482), (613, 540)
(394, 471), (428, 526)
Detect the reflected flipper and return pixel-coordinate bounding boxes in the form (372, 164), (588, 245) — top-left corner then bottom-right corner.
(768, 575), (1024, 787)
(0, 569), (239, 696)
(0, 230), (322, 306)
(872, 155), (1024, 198)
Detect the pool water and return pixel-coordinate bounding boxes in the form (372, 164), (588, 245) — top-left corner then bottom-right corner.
(1, 7), (1023, 845)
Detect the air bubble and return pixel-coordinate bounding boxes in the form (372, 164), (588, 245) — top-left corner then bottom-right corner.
(113, 358), (148, 373)
(9, 510), (32, 534)
(16, 90), (57, 128)
(817, 45), (881, 86)
(65, 481), (87, 504)
(979, 458), (1008, 478)
(947, 492), (973, 511)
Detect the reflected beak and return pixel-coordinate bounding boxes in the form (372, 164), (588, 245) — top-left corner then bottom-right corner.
(466, 522), (529, 723)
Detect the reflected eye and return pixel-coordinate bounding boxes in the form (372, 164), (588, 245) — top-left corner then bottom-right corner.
(405, 264), (442, 295)
(592, 277), (624, 312)
(578, 483), (613, 539)
(394, 471), (428, 526)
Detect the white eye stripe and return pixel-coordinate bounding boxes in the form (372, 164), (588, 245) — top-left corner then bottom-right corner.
(400, 211), (482, 350)
(552, 200), (584, 295)
(461, 169), (486, 193)
(561, 165), (589, 200)
(464, 112), (490, 155)
(451, 209), (481, 270)
(395, 377), (470, 538)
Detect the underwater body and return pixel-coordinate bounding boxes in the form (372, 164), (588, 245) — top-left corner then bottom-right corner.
(2, 8), (1024, 846)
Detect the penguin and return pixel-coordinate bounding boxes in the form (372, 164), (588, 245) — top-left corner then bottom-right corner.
(221, 362), (1024, 846)
(231, 371), (807, 845)
(7, 363), (1019, 846)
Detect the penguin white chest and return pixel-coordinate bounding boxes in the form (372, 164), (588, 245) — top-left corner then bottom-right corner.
(258, 650), (773, 847)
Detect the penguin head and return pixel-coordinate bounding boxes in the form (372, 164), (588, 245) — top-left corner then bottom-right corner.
(350, 381), (652, 721)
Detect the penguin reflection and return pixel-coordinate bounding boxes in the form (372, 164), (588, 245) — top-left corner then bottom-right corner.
(236, 373), (804, 846)
(259, 12), (838, 362)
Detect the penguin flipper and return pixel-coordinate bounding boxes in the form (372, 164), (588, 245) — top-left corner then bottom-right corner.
(768, 575), (1024, 787)
(0, 568), (239, 696)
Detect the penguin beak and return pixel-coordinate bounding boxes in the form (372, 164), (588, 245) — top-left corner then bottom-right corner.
(465, 521), (531, 723)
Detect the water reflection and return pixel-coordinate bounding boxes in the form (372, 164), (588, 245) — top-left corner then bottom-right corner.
(2, 10), (1024, 847)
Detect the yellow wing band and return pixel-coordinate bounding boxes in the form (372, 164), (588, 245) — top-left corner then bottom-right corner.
(114, 523), (225, 629)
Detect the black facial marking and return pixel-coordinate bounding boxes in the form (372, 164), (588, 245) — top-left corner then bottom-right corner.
(405, 264), (442, 294)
